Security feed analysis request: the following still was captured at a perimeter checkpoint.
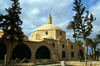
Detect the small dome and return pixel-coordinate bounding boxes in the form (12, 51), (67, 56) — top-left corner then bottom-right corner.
(0, 30), (3, 32)
(41, 35), (53, 39)
(36, 24), (62, 31)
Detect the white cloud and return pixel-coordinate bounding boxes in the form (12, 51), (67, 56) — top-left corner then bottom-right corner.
(88, 25), (100, 39)
(1, 0), (100, 42)
(18, 0), (74, 41)
(0, 0), (12, 14)
(88, 1), (100, 39)
(89, 0), (95, 4)
(89, 1), (100, 26)
(31, 8), (40, 15)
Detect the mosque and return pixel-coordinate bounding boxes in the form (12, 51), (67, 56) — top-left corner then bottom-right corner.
(0, 14), (84, 61)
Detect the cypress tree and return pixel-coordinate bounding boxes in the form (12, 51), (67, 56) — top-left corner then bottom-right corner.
(0, 0), (23, 64)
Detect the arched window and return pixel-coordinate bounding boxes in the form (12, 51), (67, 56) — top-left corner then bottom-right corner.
(71, 45), (73, 49)
(63, 44), (64, 48)
(60, 32), (62, 35)
(53, 43), (55, 47)
(46, 31), (48, 35)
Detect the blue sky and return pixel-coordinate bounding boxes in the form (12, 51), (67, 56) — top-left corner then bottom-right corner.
(0, 0), (100, 42)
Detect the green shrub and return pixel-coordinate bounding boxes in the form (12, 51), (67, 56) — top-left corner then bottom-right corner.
(22, 58), (28, 63)
(79, 56), (85, 61)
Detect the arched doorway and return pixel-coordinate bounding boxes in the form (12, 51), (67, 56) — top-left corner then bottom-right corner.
(79, 49), (83, 57)
(35, 46), (50, 59)
(0, 41), (7, 60)
(12, 44), (31, 59)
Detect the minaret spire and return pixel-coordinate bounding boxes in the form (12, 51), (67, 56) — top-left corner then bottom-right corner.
(48, 14), (52, 24)
(49, 14), (51, 18)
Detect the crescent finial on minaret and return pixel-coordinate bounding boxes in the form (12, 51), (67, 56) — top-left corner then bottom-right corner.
(49, 14), (51, 18)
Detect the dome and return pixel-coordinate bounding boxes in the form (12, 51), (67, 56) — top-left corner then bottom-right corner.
(41, 35), (53, 39)
(36, 24), (62, 31)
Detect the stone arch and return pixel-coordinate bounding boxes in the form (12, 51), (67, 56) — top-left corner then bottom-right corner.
(35, 46), (50, 59)
(0, 41), (7, 60)
(12, 44), (31, 59)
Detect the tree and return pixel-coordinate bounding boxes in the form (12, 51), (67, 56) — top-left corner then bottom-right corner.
(95, 50), (99, 60)
(88, 38), (94, 60)
(67, 21), (77, 42)
(92, 38), (98, 60)
(72, 0), (96, 66)
(92, 34), (100, 60)
(96, 48), (100, 60)
(85, 38), (91, 58)
(87, 38), (99, 61)
(0, 0), (23, 64)
(96, 34), (100, 43)
(75, 40), (83, 59)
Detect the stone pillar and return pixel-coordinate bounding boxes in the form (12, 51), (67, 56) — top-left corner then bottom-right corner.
(57, 40), (60, 60)
(4, 54), (7, 65)
(61, 61), (66, 66)
(31, 50), (36, 60)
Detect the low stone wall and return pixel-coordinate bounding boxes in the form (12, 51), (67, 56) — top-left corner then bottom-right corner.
(65, 61), (100, 66)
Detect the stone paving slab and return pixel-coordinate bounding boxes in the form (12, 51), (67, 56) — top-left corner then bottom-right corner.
(14, 63), (36, 66)
(36, 64), (60, 66)
(13, 63), (60, 66)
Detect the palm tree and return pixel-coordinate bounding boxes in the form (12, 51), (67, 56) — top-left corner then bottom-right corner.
(67, 21), (76, 42)
(95, 48), (100, 61)
(96, 34), (100, 60)
(92, 38), (98, 60)
(93, 35), (100, 60)
(75, 40), (83, 59)
(88, 37), (100, 61)
(88, 39), (94, 60)
(96, 34), (100, 43)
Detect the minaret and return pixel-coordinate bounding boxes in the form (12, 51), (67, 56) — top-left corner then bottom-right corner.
(48, 14), (52, 24)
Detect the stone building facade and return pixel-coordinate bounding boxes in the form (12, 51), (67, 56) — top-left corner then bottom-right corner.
(0, 14), (84, 61)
